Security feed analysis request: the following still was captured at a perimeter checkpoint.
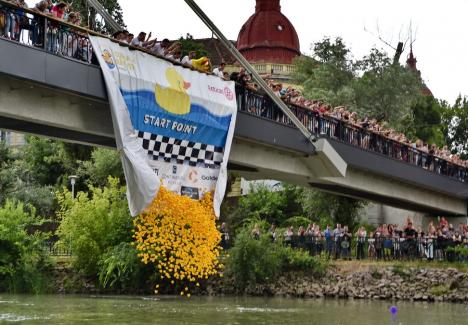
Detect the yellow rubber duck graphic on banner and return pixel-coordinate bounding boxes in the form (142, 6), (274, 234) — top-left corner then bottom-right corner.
(155, 68), (192, 115)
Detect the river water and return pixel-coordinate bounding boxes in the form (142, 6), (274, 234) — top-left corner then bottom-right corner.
(0, 295), (466, 324)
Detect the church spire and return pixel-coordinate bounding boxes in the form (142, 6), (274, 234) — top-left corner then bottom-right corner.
(406, 44), (417, 71)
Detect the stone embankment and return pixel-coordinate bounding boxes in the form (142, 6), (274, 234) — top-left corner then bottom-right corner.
(207, 265), (468, 303)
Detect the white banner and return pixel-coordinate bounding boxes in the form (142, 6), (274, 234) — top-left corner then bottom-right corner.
(90, 36), (237, 216)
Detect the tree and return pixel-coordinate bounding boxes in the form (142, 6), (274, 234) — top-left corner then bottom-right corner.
(441, 96), (468, 159)
(0, 201), (52, 293)
(21, 137), (75, 187)
(301, 189), (367, 231)
(293, 37), (423, 130)
(56, 177), (132, 275)
(178, 33), (208, 58)
(350, 48), (421, 128)
(70, 0), (126, 32)
(405, 96), (444, 146)
(78, 148), (124, 187)
(225, 183), (304, 233)
(293, 37), (355, 106)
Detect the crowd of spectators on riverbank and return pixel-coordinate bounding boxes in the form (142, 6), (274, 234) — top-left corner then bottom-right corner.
(240, 217), (468, 263)
(1, 0), (467, 179)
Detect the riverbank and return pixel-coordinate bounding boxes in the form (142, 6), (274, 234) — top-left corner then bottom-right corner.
(206, 261), (468, 303)
(46, 258), (468, 303)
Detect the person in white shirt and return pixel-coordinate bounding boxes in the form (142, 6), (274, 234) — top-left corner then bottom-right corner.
(181, 51), (196, 66)
(212, 62), (226, 78)
(131, 31), (154, 48)
(151, 39), (170, 56)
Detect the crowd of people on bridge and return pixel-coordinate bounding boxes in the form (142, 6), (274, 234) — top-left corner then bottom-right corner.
(236, 217), (468, 263)
(240, 77), (468, 176)
(1, 0), (467, 179)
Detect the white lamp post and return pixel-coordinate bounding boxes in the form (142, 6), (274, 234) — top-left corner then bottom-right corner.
(68, 175), (78, 200)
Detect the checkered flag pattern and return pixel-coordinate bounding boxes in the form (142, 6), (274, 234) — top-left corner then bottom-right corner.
(137, 131), (224, 167)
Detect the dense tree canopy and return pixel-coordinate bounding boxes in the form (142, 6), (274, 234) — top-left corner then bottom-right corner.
(293, 37), (422, 130)
(441, 96), (468, 159)
(71, 0), (126, 31)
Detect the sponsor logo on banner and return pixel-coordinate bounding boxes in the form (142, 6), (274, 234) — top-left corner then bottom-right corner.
(188, 169), (198, 183)
(181, 186), (200, 200)
(90, 35), (237, 216)
(102, 50), (115, 69)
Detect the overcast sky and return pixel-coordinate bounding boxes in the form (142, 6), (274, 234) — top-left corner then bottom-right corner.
(117, 0), (467, 103)
(28, 0), (468, 102)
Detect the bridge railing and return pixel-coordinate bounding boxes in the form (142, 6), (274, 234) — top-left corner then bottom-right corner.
(236, 85), (468, 183)
(1, 0), (467, 183)
(0, 1), (96, 64)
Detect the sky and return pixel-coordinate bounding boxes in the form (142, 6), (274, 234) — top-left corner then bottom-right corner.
(117, 0), (468, 103)
(27, 0), (468, 102)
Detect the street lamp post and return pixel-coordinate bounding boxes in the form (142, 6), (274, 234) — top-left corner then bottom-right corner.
(68, 175), (78, 200)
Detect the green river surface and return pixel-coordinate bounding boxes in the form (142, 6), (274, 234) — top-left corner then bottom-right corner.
(0, 295), (467, 324)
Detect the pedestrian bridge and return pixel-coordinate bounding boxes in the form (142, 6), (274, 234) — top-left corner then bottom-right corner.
(0, 9), (466, 216)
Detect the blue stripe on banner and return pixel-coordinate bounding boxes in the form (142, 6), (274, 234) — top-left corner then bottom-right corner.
(121, 89), (232, 129)
(121, 89), (231, 147)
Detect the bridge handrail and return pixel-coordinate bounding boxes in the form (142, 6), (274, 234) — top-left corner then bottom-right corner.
(1, 0), (467, 183)
(236, 85), (468, 183)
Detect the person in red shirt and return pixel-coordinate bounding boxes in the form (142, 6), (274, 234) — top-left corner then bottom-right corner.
(47, 2), (67, 53)
(50, 2), (67, 19)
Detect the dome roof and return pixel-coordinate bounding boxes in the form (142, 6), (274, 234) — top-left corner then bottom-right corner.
(237, 0), (300, 65)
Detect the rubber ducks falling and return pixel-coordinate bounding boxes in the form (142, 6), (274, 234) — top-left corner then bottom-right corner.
(155, 68), (192, 115)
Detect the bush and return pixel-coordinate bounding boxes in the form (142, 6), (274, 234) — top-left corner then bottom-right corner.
(56, 178), (133, 275)
(227, 228), (284, 289)
(226, 224), (329, 290)
(284, 248), (327, 276)
(281, 216), (311, 229)
(0, 201), (52, 293)
(98, 243), (153, 290)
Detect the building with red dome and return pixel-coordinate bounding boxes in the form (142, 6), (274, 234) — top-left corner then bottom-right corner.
(191, 0), (301, 80)
(237, 0), (300, 65)
(236, 0), (301, 79)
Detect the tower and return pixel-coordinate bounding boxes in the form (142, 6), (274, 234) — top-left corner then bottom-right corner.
(236, 0), (301, 79)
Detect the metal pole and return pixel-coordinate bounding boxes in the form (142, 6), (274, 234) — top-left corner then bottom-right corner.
(86, 0), (122, 32)
(183, 0), (317, 147)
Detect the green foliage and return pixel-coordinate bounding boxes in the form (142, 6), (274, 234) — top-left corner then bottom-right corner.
(441, 96), (468, 159)
(178, 33), (208, 58)
(370, 269), (382, 280)
(391, 265), (410, 279)
(227, 227), (285, 289)
(56, 178), (132, 275)
(227, 224), (328, 290)
(284, 247), (327, 276)
(22, 137), (75, 187)
(294, 37), (354, 105)
(98, 242), (151, 290)
(280, 216), (311, 229)
(406, 96), (444, 145)
(71, 0), (126, 31)
(78, 148), (124, 187)
(301, 189), (366, 230)
(226, 183), (304, 233)
(0, 140), (11, 166)
(350, 51), (421, 127)
(0, 201), (52, 293)
(294, 37), (423, 130)
(430, 285), (451, 296)
(446, 246), (468, 258)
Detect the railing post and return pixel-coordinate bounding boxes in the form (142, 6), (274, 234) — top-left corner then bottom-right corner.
(43, 16), (48, 52)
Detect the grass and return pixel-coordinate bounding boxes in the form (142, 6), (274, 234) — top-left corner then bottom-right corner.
(334, 259), (468, 272)
(430, 285), (451, 296)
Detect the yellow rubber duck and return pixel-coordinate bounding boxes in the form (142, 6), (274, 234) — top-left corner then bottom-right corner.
(191, 57), (212, 73)
(155, 68), (191, 115)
